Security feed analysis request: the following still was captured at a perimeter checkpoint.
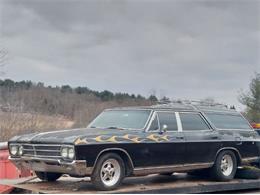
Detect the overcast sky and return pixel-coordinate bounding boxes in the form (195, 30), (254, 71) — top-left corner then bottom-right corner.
(1, 0), (260, 110)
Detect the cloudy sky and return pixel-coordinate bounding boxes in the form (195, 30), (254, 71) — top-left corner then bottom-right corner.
(0, 0), (260, 109)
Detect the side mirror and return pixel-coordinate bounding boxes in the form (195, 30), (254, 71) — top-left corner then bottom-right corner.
(160, 124), (168, 134)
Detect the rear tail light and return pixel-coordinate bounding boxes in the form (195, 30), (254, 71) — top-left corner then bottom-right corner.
(252, 123), (260, 129)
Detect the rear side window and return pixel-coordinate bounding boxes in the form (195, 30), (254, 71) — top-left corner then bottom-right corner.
(205, 113), (251, 130)
(157, 112), (178, 131)
(180, 113), (210, 130)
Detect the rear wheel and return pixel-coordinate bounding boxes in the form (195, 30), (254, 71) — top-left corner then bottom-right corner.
(211, 150), (237, 181)
(91, 153), (125, 191)
(35, 171), (62, 181)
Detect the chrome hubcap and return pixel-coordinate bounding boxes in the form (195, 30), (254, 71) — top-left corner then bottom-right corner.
(221, 154), (233, 176)
(100, 159), (120, 187)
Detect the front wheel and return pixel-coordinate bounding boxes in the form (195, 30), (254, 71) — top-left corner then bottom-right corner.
(211, 150), (237, 181)
(91, 153), (125, 191)
(35, 171), (62, 181)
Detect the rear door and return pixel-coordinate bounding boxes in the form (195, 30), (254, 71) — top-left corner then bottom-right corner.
(179, 112), (221, 164)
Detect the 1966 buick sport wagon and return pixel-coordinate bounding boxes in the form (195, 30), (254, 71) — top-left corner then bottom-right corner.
(8, 102), (260, 190)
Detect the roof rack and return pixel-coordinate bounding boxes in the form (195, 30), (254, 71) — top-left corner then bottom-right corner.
(154, 99), (232, 112)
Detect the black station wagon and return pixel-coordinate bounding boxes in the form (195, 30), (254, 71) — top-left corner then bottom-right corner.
(8, 102), (260, 190)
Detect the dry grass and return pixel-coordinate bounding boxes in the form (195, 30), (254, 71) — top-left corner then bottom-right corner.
(0, 112), (74, 142)
(0, 99), (152, 142)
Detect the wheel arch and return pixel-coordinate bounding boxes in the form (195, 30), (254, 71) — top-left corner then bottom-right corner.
(215, 147), (242, 166)
(94, 148), (134, 176)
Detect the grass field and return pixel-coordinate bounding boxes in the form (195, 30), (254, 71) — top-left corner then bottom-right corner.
(0, 112), (74, 142)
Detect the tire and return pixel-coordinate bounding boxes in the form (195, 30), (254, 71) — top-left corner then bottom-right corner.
(91, 153), (125, 191)
(35, 171), (62, 181)
(210, 150), (237, 181)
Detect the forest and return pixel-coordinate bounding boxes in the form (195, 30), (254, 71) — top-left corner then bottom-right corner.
(0, 79), (157, 141)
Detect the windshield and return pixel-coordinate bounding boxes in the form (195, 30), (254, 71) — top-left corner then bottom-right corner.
(88, 110), (151, 130)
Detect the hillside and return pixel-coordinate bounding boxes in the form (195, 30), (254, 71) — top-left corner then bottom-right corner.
(0, 79), (156, 141)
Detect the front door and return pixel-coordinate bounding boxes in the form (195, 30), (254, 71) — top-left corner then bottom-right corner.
(143, 111), (186, 166)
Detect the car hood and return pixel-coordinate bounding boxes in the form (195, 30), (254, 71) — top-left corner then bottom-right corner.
(9, 128), (131, 144)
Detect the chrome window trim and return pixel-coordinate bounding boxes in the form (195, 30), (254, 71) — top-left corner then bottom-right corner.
(146, 110), (179, 132)
(146, 111), (160, 132)
(175, 112), (182, 132)
(88, 109), (153, 131)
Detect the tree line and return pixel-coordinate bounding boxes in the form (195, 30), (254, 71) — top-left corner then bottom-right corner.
(0, 79), (158, 125)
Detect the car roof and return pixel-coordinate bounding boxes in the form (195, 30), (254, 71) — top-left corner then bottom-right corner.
(108, 102), (239, 114)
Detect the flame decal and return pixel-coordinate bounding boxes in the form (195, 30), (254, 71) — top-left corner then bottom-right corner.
(106, 136), (118, 142)
(74, 137), (88, 145)
(146, 134), (161, 142)
(160, 135), (169, 141)
(80, 134), (171, 144)
(122, 134), (142, 143)
(93, 135), (119, 143)
(146, 134), (169, 142)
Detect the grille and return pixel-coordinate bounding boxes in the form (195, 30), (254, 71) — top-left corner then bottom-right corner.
(22, 144), (62, 158)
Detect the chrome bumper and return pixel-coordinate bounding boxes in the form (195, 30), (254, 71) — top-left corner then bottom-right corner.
(9, 156), (92, 176)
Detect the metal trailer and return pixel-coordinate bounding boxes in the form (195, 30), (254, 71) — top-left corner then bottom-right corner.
(1, 173), (259, 194)
(0, 142), (31, 194)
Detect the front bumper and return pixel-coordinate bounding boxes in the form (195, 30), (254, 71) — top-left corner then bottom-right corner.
(9, 156), (93, 176)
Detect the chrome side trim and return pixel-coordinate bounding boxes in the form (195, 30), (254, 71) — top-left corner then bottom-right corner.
(241, 157), (259, 164)
(133, 162), (213, 176)
(94, 148), (134, 171)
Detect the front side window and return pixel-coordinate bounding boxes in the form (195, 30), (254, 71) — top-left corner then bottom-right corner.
(180, 113), (210, 131)
(157, 112), (178, 131)
(89, 110), (151, 129)
(205, 113), (251, 130)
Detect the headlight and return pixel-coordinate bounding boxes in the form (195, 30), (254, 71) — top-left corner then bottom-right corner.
(10, 145), (18, 156)
(68, 148), (75, 159)
(61, 146), (75, 159)
(18, 145), (23, 156)
(61, 147), (68, 158)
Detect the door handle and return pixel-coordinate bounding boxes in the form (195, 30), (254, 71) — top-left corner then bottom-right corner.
(176, 136), (184, 140)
